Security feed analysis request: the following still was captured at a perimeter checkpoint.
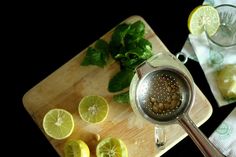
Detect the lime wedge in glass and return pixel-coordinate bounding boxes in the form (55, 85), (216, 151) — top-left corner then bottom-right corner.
(188, 5), (220, 36)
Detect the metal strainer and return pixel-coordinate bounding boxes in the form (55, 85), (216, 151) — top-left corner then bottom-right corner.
(134, 61), (224, 157)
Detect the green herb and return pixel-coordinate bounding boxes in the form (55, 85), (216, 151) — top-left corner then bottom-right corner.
(80, 20), (153, 105)
(94, 39), (109, 60)
(81, 39), (109, 67)
(109, 23), (130, 58)
(108, 69), (134, 92)
(109, 21), (151, 63)
(108, 20), (153, 92)
(127, 20), (145, 39)
(113, 91), (130, 104)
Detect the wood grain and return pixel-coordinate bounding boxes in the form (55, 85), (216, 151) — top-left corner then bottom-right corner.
(23, 15), (212, 157)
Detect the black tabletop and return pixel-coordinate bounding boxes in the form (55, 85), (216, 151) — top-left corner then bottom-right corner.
(16, 0), (235, 156)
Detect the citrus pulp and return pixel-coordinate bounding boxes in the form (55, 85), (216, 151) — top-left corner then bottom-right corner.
(188, 5), (220, 36)
(43, 108), (74, 140)
(64, 140), (90, 157)
(78, 95), (109, 123)
(96, 137), (128, 157)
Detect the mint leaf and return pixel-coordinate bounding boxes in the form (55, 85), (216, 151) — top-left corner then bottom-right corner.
(81, 39), (109, 67)
(113, 91), (130, 104)
(95, 39), (109, 60)
(108, 69), (134, 92)
(127, 20), (145, 39)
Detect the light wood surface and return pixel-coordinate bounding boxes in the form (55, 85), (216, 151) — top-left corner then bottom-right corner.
(23, 15), (212, 157)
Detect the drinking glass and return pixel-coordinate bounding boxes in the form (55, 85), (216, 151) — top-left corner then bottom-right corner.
(205, 4), (236, 67)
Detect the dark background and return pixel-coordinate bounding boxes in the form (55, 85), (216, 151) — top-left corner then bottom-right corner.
(16, 0), (235, 156)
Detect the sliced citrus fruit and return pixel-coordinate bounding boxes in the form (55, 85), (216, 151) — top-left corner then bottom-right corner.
(64, 140), (90, 157)
(78, 95), (109, 123)
(96, 137), (128, 157)
(188, 5), (220, 36)
(42, 108), (74, 140)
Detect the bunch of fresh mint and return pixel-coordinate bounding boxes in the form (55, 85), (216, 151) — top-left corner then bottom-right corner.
(81, 20), (153, 104)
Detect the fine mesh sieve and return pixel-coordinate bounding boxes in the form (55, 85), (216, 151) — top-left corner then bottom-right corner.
(135, 67), (194, 124)
(134, 61), (224, 157)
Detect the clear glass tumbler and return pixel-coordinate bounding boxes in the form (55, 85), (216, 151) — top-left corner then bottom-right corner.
(205, 4), (236, 67)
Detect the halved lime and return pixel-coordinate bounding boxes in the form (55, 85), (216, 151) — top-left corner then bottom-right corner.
(188, 5), (220, 36)
(96, 137), (128, 157)
(64, 140), (90, 157)
(78, 95), (109, 123)
(42, 108), (74, 140)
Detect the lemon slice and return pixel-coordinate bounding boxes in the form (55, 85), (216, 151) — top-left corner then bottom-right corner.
(188, 5), (220, 36)
(78, 95), (109, 123)
(64, 140), (90, 157)
(96, 137), (128, 157)
(42, 108), (74, 140)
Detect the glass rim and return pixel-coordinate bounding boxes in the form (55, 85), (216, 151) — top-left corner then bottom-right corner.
(214, 4), (236, 9)
(206, 4), (236, 47)
(206, 32), (236, 47)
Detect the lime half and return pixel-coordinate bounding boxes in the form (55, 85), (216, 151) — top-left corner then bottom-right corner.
(64, 140), (90, 157)
(43, 108), (74, 140)
(78, 95), (109, 123)
(96, 137), (128, 157)
(188, 5), (220, 36)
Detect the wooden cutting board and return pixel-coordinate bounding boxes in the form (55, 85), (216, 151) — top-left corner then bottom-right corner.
(23, 15), (212, 157)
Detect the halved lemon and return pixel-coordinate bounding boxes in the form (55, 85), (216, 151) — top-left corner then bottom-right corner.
(78, 95), (109, 123)
(188, 5), (220, 36)
(64, 140), (90, 157)
(42, 108), (74, 140)
(96, 137), (128, 157)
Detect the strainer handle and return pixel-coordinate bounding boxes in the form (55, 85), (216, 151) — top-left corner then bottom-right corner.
(177, 113), (224, 157)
